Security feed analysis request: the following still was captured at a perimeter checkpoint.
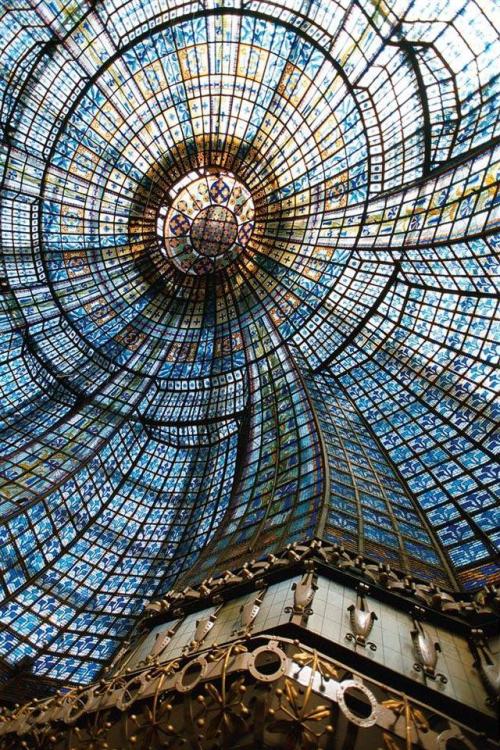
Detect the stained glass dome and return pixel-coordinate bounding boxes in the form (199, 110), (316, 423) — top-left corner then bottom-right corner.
(0, 0), (498, 688)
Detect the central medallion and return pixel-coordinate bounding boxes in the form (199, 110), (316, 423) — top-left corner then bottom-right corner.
(190, 205), (239, 257)
(157, 169), (255, 275)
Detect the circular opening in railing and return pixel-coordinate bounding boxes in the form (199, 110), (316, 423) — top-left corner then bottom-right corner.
(157, 168), (254, 275)
(182, 661), (203, 687)
(254, 650), (282, 676)
(248, 644), (286, 682)
(336, 680), (378, 727)
(343, 686), (373, 719)
(176, 657), (208, 693)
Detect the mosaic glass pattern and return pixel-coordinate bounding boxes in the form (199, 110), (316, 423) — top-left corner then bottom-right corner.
(0, 0), (498, 685)
(158, 169), (254, 274)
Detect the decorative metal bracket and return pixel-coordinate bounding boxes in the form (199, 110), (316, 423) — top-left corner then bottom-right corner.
(285, 564), (318, 619)
(233, 589), (266, 636)
(145, 538), (499, 624)
(149, 625), (178, 661)
(470, 628), (500, 707)
(411, 610), (447, 684)
(345, 584), (378, 651)
(183, 606), (221, 654)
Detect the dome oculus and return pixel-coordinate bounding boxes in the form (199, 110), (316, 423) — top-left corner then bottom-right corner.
(190, 206), (239, 257)
(157, 170), (255, 275)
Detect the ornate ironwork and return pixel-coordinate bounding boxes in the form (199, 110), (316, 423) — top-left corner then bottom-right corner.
(0, 636), (492, 749)
(345, 585), (378, 651)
